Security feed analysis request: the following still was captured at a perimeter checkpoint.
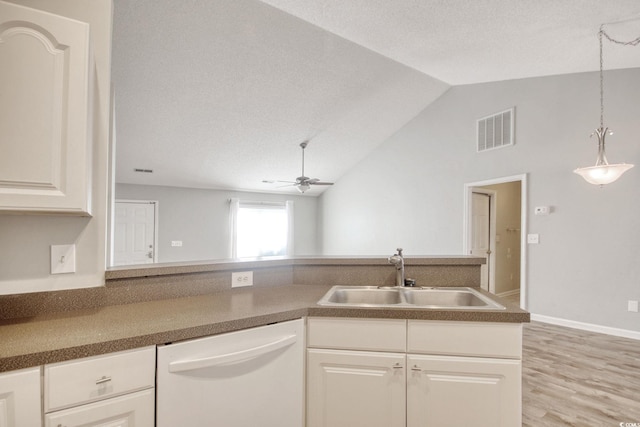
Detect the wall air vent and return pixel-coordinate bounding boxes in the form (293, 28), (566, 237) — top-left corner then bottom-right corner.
(477, 107), (514, 152)
(134, 168), (153, 173)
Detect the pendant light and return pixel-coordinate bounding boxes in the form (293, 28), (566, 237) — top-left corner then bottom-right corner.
(574, 24), (638, 186)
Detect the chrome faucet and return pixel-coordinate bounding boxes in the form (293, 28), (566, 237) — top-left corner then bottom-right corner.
(388, 248), (405, 287)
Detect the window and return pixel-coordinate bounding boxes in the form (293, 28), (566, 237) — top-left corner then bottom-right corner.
(230, 199), (293, 258)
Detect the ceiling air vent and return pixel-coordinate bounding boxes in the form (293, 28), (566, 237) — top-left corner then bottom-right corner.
(134, 168), (153, 173)
(477, 107), (514, 152)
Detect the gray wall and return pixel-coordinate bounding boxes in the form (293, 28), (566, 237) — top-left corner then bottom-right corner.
(0, 0), (112, 294)
(115, 184), (318, 263)
(319, 68), (640, 332)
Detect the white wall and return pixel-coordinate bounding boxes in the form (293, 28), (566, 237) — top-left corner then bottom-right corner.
(320, 69), (640, 332)
(115, 184), (318, 263)
(0, 0), (112, 294)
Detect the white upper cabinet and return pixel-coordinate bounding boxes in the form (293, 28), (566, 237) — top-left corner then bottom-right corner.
(0, 0), (92, 215)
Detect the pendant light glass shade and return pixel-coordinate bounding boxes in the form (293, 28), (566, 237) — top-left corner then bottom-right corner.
(574, 164), (634, 185)
(574, 127), (634, 185)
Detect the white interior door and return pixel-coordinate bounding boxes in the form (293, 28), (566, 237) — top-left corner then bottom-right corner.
(471, 192), (491, 291)
(114, 201), (156, 266)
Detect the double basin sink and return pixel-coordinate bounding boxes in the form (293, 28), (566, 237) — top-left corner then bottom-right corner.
(317, 286), (505, 310)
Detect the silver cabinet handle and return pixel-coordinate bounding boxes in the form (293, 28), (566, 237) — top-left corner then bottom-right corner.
(411, 365), (422, 372)
(96, 375), (112, 385)
(392, 362), (403, 369)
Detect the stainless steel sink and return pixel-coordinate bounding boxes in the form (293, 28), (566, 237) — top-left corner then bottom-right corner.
(326, 287), (402, 305)
(403, 288), (492, 307)
(317, 286), (505, 310)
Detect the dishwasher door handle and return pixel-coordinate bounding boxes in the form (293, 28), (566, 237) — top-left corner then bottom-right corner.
(168, 334), (298, 373)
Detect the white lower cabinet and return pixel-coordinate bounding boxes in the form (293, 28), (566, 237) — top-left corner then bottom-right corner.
(0, 367), (42, 427)
(307, 318), (523, 427)
(44, 346), (156, 427)
(307, 349), (406, 427)
(44, 389), (154, 427)
(406, 354), (521, 427)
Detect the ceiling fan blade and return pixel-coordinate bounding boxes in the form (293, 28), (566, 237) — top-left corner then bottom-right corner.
(310, 181), (334, 186)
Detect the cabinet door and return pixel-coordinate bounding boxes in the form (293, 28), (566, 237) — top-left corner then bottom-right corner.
(44, 389), (154, 427)
(407, 354), (521, 427)
(307, 349), (406, 427)
(0, 0), (91, 215)
(0, 367), (42, 427)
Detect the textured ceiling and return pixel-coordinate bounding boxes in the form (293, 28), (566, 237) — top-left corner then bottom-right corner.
(113, 0), (640, 194)
(259, 0), (640, 85)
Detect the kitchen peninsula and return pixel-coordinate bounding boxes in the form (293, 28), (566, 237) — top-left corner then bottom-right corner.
(0, 256), (528, 426)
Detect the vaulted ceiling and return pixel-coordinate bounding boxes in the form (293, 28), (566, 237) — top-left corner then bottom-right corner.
(113, 0), (640, 194)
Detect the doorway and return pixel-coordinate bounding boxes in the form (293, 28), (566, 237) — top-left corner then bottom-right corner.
(464, 174), (527, 309)
(113, 200), (158, 266)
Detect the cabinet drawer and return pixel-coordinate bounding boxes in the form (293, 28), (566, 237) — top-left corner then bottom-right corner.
(45, 346), (155, 412)
(407, 321), (522, 359)
(307, 317), (406, 352)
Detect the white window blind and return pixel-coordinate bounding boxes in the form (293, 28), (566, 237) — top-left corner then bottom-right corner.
(229, 199), (294, 259)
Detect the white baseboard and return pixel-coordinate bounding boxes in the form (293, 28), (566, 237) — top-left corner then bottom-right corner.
(496, 289), (520, 298)
(531, 314), (640, 341)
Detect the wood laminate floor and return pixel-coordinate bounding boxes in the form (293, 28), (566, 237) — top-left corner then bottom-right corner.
(522, 321), (640, 426)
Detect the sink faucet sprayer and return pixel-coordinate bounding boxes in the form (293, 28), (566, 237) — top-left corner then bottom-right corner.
(388, 248), (406, 287)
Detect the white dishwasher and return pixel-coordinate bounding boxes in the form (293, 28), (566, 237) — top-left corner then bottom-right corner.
(157, 318), (304, 427)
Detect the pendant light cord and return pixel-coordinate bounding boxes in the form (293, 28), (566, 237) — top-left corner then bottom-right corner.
(597, 25), (640, 129)
(598, 27), (604, 129)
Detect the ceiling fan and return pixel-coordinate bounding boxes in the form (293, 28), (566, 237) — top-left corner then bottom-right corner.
(265, 141), (334, 193)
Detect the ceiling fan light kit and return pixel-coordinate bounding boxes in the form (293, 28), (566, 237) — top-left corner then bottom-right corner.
(268, 141), (334, 194)
(574, 22), (638, 186)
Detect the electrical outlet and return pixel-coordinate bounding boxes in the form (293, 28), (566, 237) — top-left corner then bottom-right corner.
(232, 271), (253, 288)
(171, 240), (183, 247)
(628, 300), (639, 313)
(527, 234), (540, 244)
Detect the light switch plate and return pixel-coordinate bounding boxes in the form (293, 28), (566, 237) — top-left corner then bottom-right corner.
(628, 300), (639, 313)
(51, 244), (76, 274)
(534, 206), (550, 215)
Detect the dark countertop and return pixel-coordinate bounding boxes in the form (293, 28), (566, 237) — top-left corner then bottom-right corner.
(0, 284), (529, 373)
